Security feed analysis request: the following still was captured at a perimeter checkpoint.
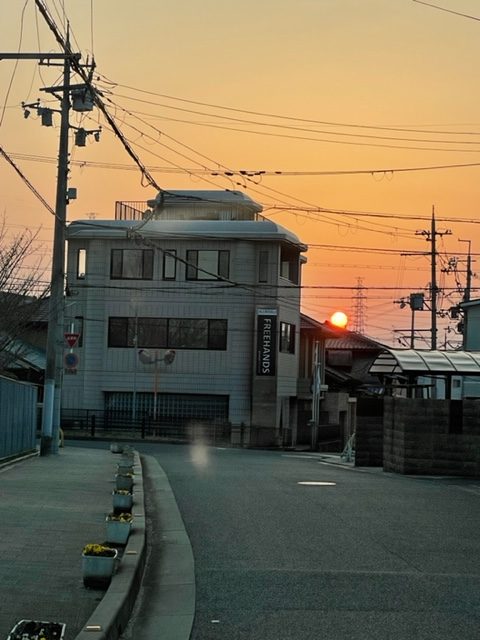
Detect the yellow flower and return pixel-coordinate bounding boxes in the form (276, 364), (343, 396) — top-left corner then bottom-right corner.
(83, 543), (116, 557)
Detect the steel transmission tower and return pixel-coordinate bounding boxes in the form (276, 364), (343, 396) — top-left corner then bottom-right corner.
(353, 277), (367, 333)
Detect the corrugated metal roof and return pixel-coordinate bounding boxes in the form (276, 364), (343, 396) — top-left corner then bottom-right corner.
(325, 335), (385, 350)
(369, 349), (480, 375)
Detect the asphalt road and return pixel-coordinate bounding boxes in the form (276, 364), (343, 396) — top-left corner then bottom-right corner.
(132, 442), (480, 640)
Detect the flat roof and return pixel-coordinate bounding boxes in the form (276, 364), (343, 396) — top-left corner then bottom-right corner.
(67, 219), (307, 250)
(148, 189), (263, 213)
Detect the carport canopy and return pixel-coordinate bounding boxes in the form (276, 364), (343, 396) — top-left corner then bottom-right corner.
(369, 349), (480, 376)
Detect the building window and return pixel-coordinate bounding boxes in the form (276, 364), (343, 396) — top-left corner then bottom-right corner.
(110, 249), (153, 280)
(137, 318), (168, 348)
(280, 246), (299, 284)
(108, 317), (135, 347)
(280, 321), (295, 354)
(76, 249), (86, 279)
(208, 319), (228, 350)
(186, 250), (229, 280)
(258, 250), (269, 283)
(163, 250), (177, 280)
(108, 316), (227, 350)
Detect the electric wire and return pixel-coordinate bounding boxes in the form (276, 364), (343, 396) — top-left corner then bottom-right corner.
(0, 0), (29, 128)
(0, 146), (57, 218)
(102, 78), (480, 136)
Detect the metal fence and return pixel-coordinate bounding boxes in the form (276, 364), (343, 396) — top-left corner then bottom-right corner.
(0, 374), (38, 460)
(61, 408), (232, 445)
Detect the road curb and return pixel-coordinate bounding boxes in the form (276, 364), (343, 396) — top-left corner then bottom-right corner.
(74, 451), (146, 640)
(0, 449), (39, 470)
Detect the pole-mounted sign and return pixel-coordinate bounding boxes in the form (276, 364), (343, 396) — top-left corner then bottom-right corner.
(64, 332), (80, 348)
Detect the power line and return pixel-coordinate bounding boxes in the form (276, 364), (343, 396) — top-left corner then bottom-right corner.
(0, 146), (57, 218)
(413, 0), (480, 22)
(110, 90), (480, 147)
(103, 79), (480, 136)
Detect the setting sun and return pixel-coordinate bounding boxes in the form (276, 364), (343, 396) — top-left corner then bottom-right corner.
(330, 311), (348, 329)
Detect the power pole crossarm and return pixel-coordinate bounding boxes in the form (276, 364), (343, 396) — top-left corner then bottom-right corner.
(0, 53), (80, 61)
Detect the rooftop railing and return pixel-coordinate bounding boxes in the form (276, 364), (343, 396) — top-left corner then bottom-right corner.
(115, 200), (269, 222)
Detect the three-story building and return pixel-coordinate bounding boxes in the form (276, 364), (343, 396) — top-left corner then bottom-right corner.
(63, 189), (307, 446)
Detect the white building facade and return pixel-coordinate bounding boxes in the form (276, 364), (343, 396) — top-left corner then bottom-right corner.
(63, 190), (307, 445)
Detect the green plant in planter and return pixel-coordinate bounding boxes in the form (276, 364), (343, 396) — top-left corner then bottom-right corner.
(83, 543), (117, 557)
(7, 619), (65, 640)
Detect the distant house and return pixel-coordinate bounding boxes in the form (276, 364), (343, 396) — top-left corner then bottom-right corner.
(324, 331), (385, 394)
(459, 298), (480, 398)
(297, 315), (384, 449)
(0, 294), (48, 397)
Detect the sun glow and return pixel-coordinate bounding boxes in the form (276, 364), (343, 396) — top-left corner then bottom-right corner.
(330, 311), (348, 329)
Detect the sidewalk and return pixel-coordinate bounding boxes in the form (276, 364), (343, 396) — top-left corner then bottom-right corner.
(0, 445), (145, 640)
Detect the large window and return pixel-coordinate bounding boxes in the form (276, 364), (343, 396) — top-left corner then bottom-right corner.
(280, 321), (295, 354)
(186, 250), (229, 280)
(110, 249), (153, 280)
(108, 317), (227, 350)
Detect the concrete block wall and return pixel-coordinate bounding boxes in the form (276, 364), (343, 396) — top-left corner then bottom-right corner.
(354, 397), (384, 467)
(383, 397), (480, 477)
(355, 416), (383, 467)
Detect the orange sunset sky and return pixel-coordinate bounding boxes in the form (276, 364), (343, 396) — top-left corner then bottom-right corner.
(1, 0), (480, 347)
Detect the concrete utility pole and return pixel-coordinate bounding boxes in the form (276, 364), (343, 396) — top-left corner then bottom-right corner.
(41, 49), (72, 455)
(459, 239), (473, 303)
(416, 206), (451, 351)
(0, 47), (81, 454)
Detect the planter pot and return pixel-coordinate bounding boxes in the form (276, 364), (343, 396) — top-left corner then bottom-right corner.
(112, 491), (133, 512)
(117, 463), (134, 475)
(106, 517), (132, 545)
(82, 549), (118, 588)
(115, 473), (134, 491)
(7, 620), (65, 640)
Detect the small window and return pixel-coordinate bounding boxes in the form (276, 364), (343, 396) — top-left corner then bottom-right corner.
(258, 250), (269, 283)
(280, 246), (299, 284)
(280, 322), (295, 354)
(74, 316), (84, 347)
(208, 319), (228, 350)
(186, 250), (230, 280)
(163, 250), (177, 280)
(111, 249), (153, 280)
(77, 249), (86, 279)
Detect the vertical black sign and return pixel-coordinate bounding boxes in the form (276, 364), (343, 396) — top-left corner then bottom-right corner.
(256, 313), (277, 376)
